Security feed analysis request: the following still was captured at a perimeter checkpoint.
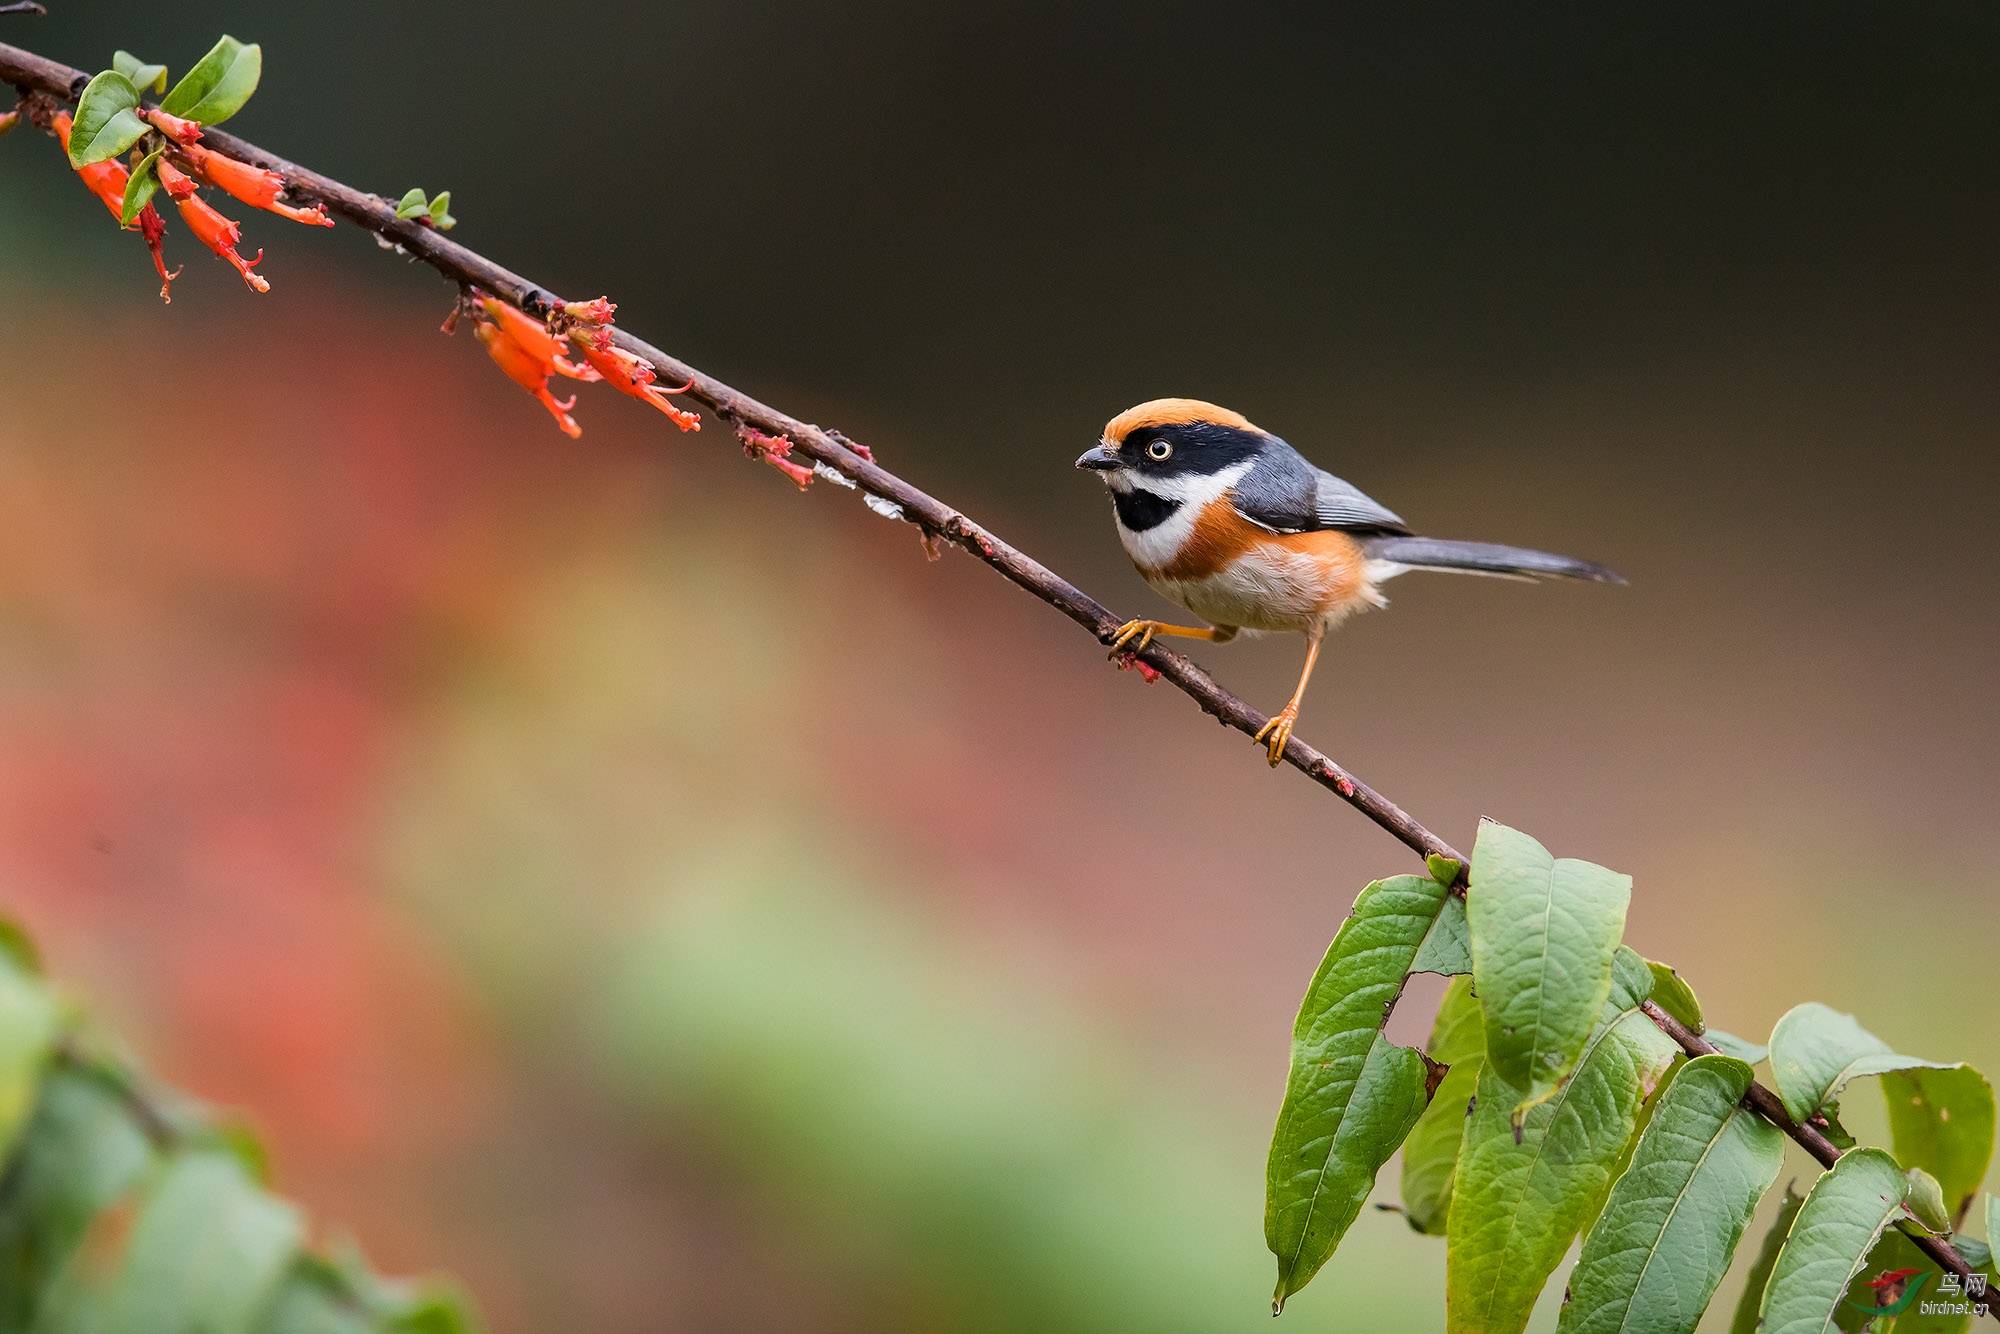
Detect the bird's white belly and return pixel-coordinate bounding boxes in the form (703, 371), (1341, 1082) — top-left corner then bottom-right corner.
(1147, 548), (1336, 634)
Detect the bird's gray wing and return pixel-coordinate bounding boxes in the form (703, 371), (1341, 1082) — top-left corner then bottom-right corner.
(1312, 468), (1409, 534)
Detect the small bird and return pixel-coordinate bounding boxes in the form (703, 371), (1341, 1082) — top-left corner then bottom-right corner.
(1076, 398), (1622, 764)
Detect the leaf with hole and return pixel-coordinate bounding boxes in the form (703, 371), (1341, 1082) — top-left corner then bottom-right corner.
(66, 71), (148, 168)
(1399, 974), (1482, 1234)
(160, 36), (263, 125)
(1768, 1003), (1947, 1145)
(1266, 873), (1457, 1306)
(118, 147), (164, 227)
(111, 51), (167, 95)
(1758, 1147), (1915, 1334)
(1559, 1055), (1785, 1334)
(1883, 1064), (1994, 1229)
(1467, 822), (1631, 1123)
(1445, 947), (1677, 1334)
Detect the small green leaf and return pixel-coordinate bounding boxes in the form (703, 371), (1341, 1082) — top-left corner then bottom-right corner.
(1758, 1147), (1913, 1334)
(1445, 949), (1677, 1334)
(0, 1064), (155, 1330)
(160, 36), (263, 125)
(1645, 959), (1703, 1031)
(42, 1150), (304, 1330)
(1731, 1184), (1806, 1334)
(1467, 822), (1632, 1122)
(426, 190), (455, 230)
(1559, 1055), (1786, 1334)
(1906, 1167), (1952, 1234)
(1768, 1002), (1949, 1128)
(1267, 873), (1456, 1305)
(395, 188), (430, 219)
(0, 948), (59, 1165)
(66, 72), (147, 168)
(1708, 1029), (1769, 1065)
(1426, 854), (1462, 886)
(119, 147), (164, 227)
(1410, 893), (1471, 977)
(1884, 1065), (1994, 1228)
(112, 51), (168, 95)
(1399, 975), (1482, 1234)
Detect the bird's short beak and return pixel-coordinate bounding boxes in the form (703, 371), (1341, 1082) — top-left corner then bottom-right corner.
(1075, 444), (1120, 471)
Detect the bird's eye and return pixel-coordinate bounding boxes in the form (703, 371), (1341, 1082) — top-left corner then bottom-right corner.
(1147, 440), (1172, 461)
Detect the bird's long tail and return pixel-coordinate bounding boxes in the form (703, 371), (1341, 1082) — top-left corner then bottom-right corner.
(1361, 536), (1625, 584)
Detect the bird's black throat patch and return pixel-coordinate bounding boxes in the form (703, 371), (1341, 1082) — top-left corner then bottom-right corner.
(1112, 487), (1181, 532)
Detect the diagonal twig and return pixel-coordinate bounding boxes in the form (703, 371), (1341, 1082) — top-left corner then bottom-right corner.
(3, 37), (1990, 1313)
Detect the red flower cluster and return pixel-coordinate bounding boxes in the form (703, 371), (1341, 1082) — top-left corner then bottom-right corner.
(51, 104), (330, 302)
(463, 292), (704, 440)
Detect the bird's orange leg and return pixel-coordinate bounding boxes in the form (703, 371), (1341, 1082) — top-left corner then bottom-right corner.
(1252, 627), (1325, 767)
(1107, 619), (1239, 657)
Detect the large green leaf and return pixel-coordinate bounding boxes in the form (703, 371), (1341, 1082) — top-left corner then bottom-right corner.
(1467, 822), (1631, 1121)
(0, 947), (57, 1165)
(65, 71), (148, 168)
(1731, 1185), (1806, 1334)
(1267, 873), (1455, 1306)
(1768, 1003), (1947, 1141)
(161, 36), (263, 125)
(1758, 1147), (1915, 1334)
(1574, 1054), (1681, 1246)
(1558, 1055), (1785, 1334)
(1883, 1065), (1994, 1228)
(1445, 948), (1676, 1334)
(1400, 974), (1482, 1234)
(0, 1066), (156, 1334)
(40, 1149), (303, 1334)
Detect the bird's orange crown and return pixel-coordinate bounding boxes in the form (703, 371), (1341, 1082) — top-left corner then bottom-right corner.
(1102, 398), (1261, 446)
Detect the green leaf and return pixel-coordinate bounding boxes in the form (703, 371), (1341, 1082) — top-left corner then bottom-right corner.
(66, 72), (147, 168)
(160, 36), (263, 125)
(0, 1065), (156, 1332)
(1445, 948), (1677, 1334)
(1400, 975), (1482, 1234)
(1731, 1184), (1806, 1334)
(1558, 1055), (1785, 1334)
(1267, 873), (1456, 1306)
(1884, 1065), (1994, 1228)
(111, 51), (167, 95)
(395, 188), (430, 219)
(1427, 854), (1463, 886)
(257, 1258), (378, 1334)
(1574, 1053), (1681, 1245)
(118, 147), (164, 227)
(1906, 1166), (1952, 1234)
(0, 949), (58, 1165)
(1768, 1003), (1948, 1136)
(1645, 959), (1702, 1031)
(1707, 1030), (1768, 1065)
(1467, 821), (1631, 1122)
(39, 1150), (303, 1332)
(1758, 1147), (1914, 1334)
(426, 190), (455, 230)
(1411, 892), (1471, 977)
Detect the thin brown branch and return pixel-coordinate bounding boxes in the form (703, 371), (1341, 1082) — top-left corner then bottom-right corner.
(4, 38), (1988, 1316)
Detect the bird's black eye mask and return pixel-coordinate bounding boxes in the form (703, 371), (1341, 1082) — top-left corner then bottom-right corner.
(1119, 422), (1265, 477)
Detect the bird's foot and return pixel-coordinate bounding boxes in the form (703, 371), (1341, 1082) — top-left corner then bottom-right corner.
(1253, 707), (1300, 767)
(1107, 619), (1160, 657)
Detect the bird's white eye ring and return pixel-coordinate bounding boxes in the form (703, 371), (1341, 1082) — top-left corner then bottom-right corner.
(1147, 440), (1172, 461)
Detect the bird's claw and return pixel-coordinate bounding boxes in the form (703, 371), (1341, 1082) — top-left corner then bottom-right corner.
(1253, 708), (1299, 767)
(1108, 619), (1157, 657)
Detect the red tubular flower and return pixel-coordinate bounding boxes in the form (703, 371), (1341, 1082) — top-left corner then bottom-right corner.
(562, 297), (616, 324)
(140, 107), (202, 145)
(738, 427), (814, 489)
(477, 296), (598, 381)
(156, 160), (268, 292)
(52, 111), (128, 218)
(475, 320), (581, 438)
(177, 143), (331, 226)
(136, 203), (181, 303)
(573, 334), (701, 432)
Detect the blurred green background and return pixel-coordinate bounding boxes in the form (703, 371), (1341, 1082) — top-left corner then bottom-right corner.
(2, 3), (1998, 1329)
